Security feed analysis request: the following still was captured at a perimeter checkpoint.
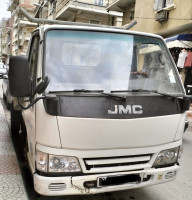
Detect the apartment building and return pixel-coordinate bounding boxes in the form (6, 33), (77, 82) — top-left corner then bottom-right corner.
(6, 0), (191, 57)
(6, 0), (125, 55)
(5, 18), (13, 59)
(36, 0), (123, 26)
(0, 19), (7, 62)
(0, 18), (12, 63)
(8, 0), (39, 55)
(108, 0), (192, 37)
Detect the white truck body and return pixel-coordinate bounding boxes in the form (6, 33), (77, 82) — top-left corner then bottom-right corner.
(9, 25), (188, 196)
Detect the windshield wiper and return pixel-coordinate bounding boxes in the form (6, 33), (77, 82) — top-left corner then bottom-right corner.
(111, 89), (182, 99)
(73, 89), (126, 101)
(49, 89), (126, 101)
(49, 89), (103, 93)
(73, 89), (103, 93)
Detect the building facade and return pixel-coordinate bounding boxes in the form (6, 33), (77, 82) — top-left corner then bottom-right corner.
(35, 0), (123, 27)
(0, 19), (7, 61)
(8, 0), (39, 55)
(3, 0), (192, 59)
(108, 0), (192, 37)
(4, 0), (124, 56)
(0, 18), (12, 63)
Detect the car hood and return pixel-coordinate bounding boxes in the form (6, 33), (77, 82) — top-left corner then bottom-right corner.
(57, 114), (184, 150)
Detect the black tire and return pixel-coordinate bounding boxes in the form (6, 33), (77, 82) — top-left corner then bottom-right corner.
(10, 103), (22, 134)
(3, 93), (6, 101)
(7, 101), (11, 110)
(21, 118), (27, 144)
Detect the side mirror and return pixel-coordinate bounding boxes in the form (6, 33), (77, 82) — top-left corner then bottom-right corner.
(177, 95), (192, 113)
(184, 95), (192, 100)
(9, 56), (31, 97)
(33, 76), (50, 95)
(2, 75), (8, 79)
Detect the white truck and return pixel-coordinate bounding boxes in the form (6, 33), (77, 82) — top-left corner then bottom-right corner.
(9, 24), (190, 196)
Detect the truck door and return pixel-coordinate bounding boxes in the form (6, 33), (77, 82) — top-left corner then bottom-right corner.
(23, 33), (40, 168)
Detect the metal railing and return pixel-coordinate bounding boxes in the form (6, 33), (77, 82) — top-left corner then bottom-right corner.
(56, 0), (106, 14)
(18, 6), (137, 30)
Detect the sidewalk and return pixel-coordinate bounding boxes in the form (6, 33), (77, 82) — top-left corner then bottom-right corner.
(0, 101), (27, 200)
(187, 105), (192, 121)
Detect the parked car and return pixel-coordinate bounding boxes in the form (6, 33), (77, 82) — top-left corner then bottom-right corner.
(0, 62), (8, 78)
(2, 76), (12, 110)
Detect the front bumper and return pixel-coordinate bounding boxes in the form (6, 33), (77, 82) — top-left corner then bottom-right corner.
(0, 73), (6, 78)
(34, 164), (180, 196)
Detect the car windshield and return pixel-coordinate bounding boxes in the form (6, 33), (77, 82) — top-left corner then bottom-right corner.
(0, 63), (5, 69)
(45, 30), (183, 95)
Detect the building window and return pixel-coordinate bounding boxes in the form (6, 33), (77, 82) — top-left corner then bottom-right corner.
(154, 0), (173, 10)
(130, 10), (135, 20)
(49, 0), (56, 15)
(90, 20), (101, 24)
(94, 0), (103, 6)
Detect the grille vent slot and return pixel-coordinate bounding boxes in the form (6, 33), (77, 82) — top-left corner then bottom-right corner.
(48, 183), (66, 191)
(165, 171), (176, 179)
(84, 155), (151, 173)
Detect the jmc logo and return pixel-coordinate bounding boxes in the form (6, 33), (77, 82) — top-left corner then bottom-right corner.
(108, 105), (143, 114)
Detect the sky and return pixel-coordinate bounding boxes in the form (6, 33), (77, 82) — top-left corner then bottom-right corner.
(0, 0), (11, 23)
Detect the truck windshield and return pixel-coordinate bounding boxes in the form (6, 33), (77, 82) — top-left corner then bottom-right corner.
(45, 30), (183, 95)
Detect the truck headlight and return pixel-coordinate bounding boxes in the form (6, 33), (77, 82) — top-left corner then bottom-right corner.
(153, 147), (180, 168)
(49, 155), (81, 173)
(36, 150), (82, 173)
(36, 150), (48, 172)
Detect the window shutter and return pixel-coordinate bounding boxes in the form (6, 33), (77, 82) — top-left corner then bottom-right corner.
(153, 0), (159, 10)
(157, 0), (165, 9)
(154, 0), (166, 10)
(165, 0), (173, 7)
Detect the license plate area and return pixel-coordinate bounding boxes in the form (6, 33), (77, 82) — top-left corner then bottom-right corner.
(97, 174), (141, 187)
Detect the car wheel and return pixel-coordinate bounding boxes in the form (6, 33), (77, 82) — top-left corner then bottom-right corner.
(10, 103), (22, 134)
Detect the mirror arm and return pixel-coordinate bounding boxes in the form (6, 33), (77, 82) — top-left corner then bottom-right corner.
(17, 94), (57, 110)
(183, 95), (192, 100)
(18, 96), (45, 110)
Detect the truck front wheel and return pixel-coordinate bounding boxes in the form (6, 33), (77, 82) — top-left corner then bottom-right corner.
(10, 103), (22, 134)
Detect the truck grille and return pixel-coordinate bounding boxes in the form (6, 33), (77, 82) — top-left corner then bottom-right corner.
(84, 155), (151, 173)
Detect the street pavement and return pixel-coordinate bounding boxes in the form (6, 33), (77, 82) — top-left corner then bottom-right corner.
(0, 80), (27, 199)
(0, 79), (192, 200)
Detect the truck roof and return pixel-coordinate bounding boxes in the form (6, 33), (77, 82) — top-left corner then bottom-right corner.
(36, 24), (163, 40)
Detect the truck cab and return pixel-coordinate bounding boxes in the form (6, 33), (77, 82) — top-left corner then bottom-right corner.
(8, 25), (189, 196)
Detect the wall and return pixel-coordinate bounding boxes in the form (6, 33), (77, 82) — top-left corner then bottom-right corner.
(10, 0), (39, 55)
(19, 0), (37, 9)
(123, 0), (192, 34)
(55, 0), (117, 25)
(122, 2), (135, 25)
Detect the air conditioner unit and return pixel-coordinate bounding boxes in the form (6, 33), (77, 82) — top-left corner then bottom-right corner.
(156, 10), (168, 22)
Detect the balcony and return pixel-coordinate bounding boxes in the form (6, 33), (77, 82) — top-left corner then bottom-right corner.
(107, 0), (135, 12)
(56, 0), (122, 21)
(8, 0), (19, 11)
